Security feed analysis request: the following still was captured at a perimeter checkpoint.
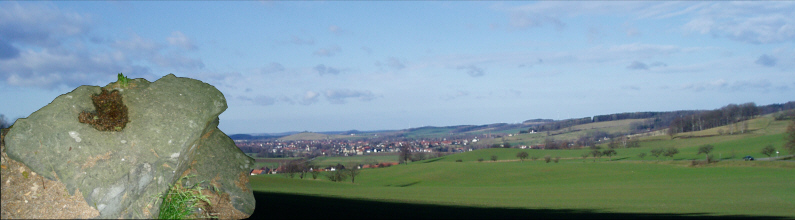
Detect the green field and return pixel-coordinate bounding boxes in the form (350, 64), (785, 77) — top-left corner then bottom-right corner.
(312, 153), (399, 167)
(249, 118), (795, 218)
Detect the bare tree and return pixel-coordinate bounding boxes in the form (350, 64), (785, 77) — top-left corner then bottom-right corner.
(651, 148), (664, 160)
(697, 145), (714, 162)
(346, 162), (361, 183)
(664, 147), (679, 160)
(591, 150), (602, 162)
(0, 114), (10, 129)
(786, 119), (795, 154)
(602, 149), (617, 160)
(325, 164), (347, 182)
(581, 152), (589, 162)
(412, 152), (427, 162)
(761, 145), (776, 157)
(516, 151), (529, 162)
(399, 144), (412, 164)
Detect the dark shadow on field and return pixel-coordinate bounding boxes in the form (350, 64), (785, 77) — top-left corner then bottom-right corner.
(608, 156), (630, 161)
(248, 191), (789, 220)
(422, 158), (444, 163)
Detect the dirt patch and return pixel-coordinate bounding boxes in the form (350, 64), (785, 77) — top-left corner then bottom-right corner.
(1, 138), (100, 219)
(78, 88), (129, 131)
(193, 189), (250, 219)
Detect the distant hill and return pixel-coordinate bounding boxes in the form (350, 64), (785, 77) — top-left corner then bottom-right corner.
(228, 133), (287, 140)
(277, 132), (352, 141)
(231, 101), (795, 141)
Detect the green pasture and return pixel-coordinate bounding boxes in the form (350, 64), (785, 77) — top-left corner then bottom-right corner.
(312, 154), (400, 167)
(251, 156), (794, 217)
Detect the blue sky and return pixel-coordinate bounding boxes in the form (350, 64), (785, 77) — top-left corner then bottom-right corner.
(1, 1), (793, 134)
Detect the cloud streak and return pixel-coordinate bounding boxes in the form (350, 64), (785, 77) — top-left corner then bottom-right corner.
(324, 89), (377, 104)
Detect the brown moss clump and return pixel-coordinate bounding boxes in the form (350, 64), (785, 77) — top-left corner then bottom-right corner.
(78, 88), (129, 131)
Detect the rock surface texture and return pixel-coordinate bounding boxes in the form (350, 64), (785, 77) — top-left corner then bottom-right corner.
(4, 74), (255, 219)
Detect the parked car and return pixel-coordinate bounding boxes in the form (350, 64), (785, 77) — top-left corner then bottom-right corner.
(743, 156), (754, 161)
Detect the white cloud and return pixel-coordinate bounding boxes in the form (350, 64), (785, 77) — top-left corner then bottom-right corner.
(324, 89), (377, 104)
(680, 2), (795, 44)
(755, 54), (776, 67)
(313, 45), (341, 57)
(167, 31), (197, 50)
(376, 57), (406, 70)
(627, 61), (649, 70)
(288, 35), (314, 45)
(456, 65), (485, 77)
(260, 62), (285, 74)
(300, 90), (320, 105)
(314, 64), (344, 75)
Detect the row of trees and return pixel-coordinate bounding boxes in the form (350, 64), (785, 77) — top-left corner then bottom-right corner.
(279, 160), (364, 183)
(667, 103), (760, 136)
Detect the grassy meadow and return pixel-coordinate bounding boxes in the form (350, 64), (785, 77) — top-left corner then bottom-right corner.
(249, 117), (794, 218)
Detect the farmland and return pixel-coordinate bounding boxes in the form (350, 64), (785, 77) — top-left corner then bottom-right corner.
(247, 116), (795, 219)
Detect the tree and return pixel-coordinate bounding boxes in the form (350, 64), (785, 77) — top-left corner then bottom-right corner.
(602, 149), (617, 160)
(399, 144), (412, 164)
(590, 149), (602, 162)
(544, 155), (551, 163)
(346, 162), (361, 183)
(0, 114), (10, 129)
(697, 145), (714, 161)
(364, 159), (378, 167)
(325, 164), (347, 182)
(638, 152), (647, 160)
(553, 156), (560, 163)
(651, 148), (664, 160)
(281, 160), (302, 178)
(761, 145), (776, 157)
(664, 147), (679, 160)
(627, 139), (640, 148)
(490, 155), (498, 162)
(581, 152), (589, 161)
(785, 119), (795, 154)
(516, 151), (529, 162)
(608, 138), (620, 149)
(412, 152), (427, 162)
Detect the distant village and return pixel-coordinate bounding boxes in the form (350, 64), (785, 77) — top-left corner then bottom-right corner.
(235, 137), (479, 158)
(234, 132), (548, 159)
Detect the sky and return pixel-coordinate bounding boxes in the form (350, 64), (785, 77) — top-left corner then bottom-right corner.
(1, 1), (793, 134)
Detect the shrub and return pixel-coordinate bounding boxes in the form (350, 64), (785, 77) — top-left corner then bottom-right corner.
(490, 155), (498, 161)
(477, 158), (484, 162)
(544, 155), (551, 163)
(553, 156), (560, 163)
(158, 175), (213, 219)
(455, 159), (463, 162)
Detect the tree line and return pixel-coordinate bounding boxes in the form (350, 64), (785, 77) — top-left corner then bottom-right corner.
(524, 101), (795, 135)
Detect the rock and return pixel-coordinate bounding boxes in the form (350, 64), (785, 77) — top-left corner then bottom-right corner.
(5, 74), (255, 219)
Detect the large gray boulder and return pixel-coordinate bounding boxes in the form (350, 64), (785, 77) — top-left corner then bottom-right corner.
(5, 74), (255, 219)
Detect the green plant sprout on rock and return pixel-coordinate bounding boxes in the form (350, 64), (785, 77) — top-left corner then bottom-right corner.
(158, 175), (215, 219)
(117, 73), (130, 88)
